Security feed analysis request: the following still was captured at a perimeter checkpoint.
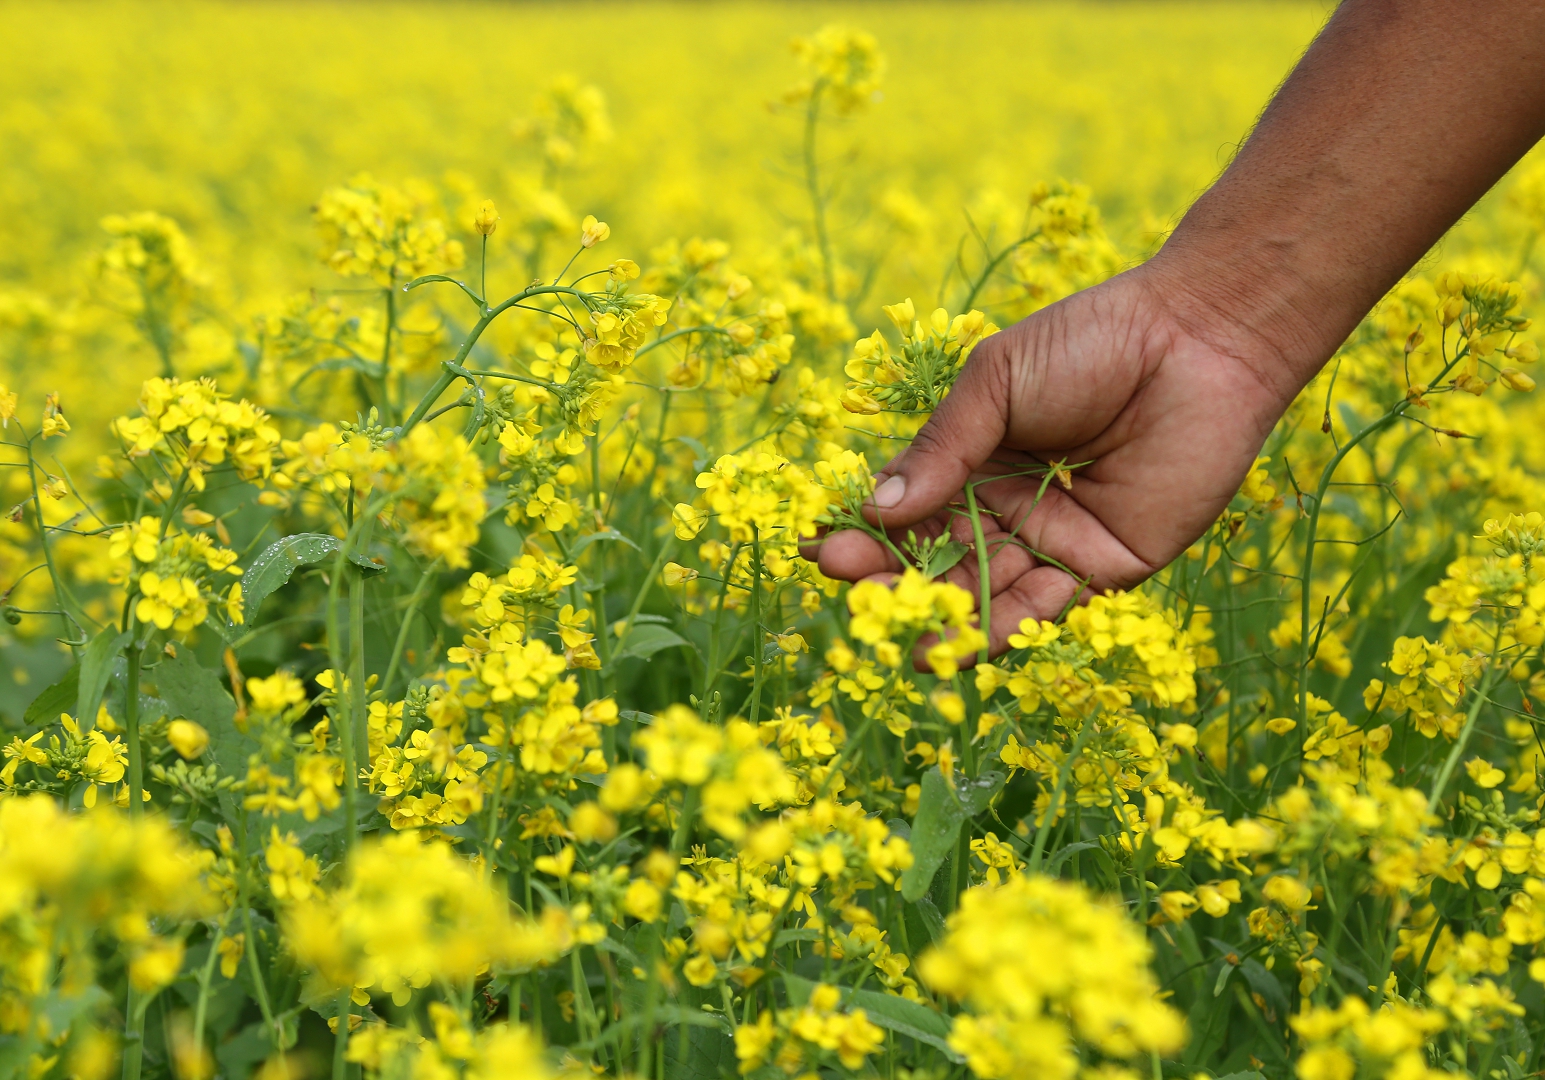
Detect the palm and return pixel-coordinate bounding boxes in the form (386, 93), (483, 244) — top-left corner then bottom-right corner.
(814, 267), (1290, 654)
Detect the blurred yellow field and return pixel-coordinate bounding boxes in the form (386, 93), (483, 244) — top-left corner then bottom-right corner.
(0, 3), (1328, 290)
(5, 5), (1545, 1080)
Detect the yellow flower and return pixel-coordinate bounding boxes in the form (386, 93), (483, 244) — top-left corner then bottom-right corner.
(1466, 757), (1506, 789)
(166, 719), (209, 760)
(579, 214), (609, 247)
(473, 199), (500, 237)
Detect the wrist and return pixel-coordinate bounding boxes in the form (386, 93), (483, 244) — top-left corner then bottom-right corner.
(1134, 227), (1347, 410)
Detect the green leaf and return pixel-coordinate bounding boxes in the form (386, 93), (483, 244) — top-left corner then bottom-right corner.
(240, 533), (384, 622)
(240, 533), (341, 617)
(76, 628), (129, 729)
(956, 769), (1005, 815)
(783, 975), (961, 1063)
(153, 644), (251, 777)
(661, 1010), (736, 1080)
(613, 623), (690, 663)
(900, 768), (965, 902)
(1045, 839), (1102, 875)
(570, 528), (642, 555)
(918, 538), (971, 579)
(24, 664), (78, 727)
(904, 894), (945, 948)
(847, 986), (962, 1062)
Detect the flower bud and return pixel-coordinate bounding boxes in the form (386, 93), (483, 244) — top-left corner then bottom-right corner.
(672, 503), (706, 540)
(167, 719), (210, 760)
(473, 199), (500, 237)
(1507, 339), (1539, 363)
(1500, 367), (1536, 392)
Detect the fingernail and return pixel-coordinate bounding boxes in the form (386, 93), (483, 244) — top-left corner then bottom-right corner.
(872, 474), (906, 509)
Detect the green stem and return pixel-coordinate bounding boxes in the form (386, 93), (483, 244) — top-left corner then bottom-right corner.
(382, 558), (438, 696)
(589, 434), (613, 694)
(241, 899), (279, 1041)
(347, 568), (367, 833)
(965, 482), (991, 664)
(614, 536), (676, 650)
(24, 431), (84, 647)
(749, 530), (764, 722)
(1027, 720), (1096, 873)
(380, 285), (397, 423)
(125, 641), (143, 819)
(192, 925), (224, 1072)
(1427, 631), (1505, 813)
(670, 786), (700, 856)
(1298, 406), (1404, 728)
(332, 986), (352, 1080)
(398, 284), (595, 436)
(120, 986), (150, 1080)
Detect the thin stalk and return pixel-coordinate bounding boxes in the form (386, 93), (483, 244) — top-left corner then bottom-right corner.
(614, 536), (676, 648)
(192, 925), (224, 1072)
(398, 283), (596, 436)
(125, 642), (143, 818)
(1028, 720), (1096, 873)
(348, 568), (368, 825)
(1297, 407), (1403, 728)
(380, 285), (397, 423)
(25, 430), (84, 647)
(121, 987), (150, 1080)
(589, 434), (614, 691)
(1427, 629), (1505, 813)
(382, 558), (439, 695)
(749, 530), (765, 722)
(332, 986), (352, 1080)
(241, 900), (280, 1042)
(965, 482), (992, 665)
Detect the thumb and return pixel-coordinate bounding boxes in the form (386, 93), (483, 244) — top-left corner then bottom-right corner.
(866, 338), (1011, 528)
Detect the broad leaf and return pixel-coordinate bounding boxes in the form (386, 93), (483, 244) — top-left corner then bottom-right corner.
(24, 664), (78, 727)
(153, 644), (252, 778)
(895, 769), (1004, 902)
(956, 769), (1005, 815)
(784, 975), (961, 1062)
(613, 623), (690, 663)
(915, 537), (971, 579)
(240, 533), (340, 616)
(1045, 839), (1102, 875)
(240, 533), (384, 622)
(76, 627), (129, 729)
(569, 528), (641, 555)
(903, 894), (945, 948)
(900, 768), (965, 901)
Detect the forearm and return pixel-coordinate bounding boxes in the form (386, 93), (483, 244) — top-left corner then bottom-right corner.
(1151, 0), (1545, 400)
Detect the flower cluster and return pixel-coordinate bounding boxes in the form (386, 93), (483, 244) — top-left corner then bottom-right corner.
(920, 875), (1186, 1080)
(842, 298), (996, 414)
(314, 175), (465, 285)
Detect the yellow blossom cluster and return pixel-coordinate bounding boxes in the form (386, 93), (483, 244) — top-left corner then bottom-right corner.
(920, 875), (1186, 1080)
(313, 175), (465, 286)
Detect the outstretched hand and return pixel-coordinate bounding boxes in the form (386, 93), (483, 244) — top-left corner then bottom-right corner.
(808, 262), (1301, 656)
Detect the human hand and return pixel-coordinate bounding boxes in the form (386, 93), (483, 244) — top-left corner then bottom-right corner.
(810, 261), (1301, 656)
